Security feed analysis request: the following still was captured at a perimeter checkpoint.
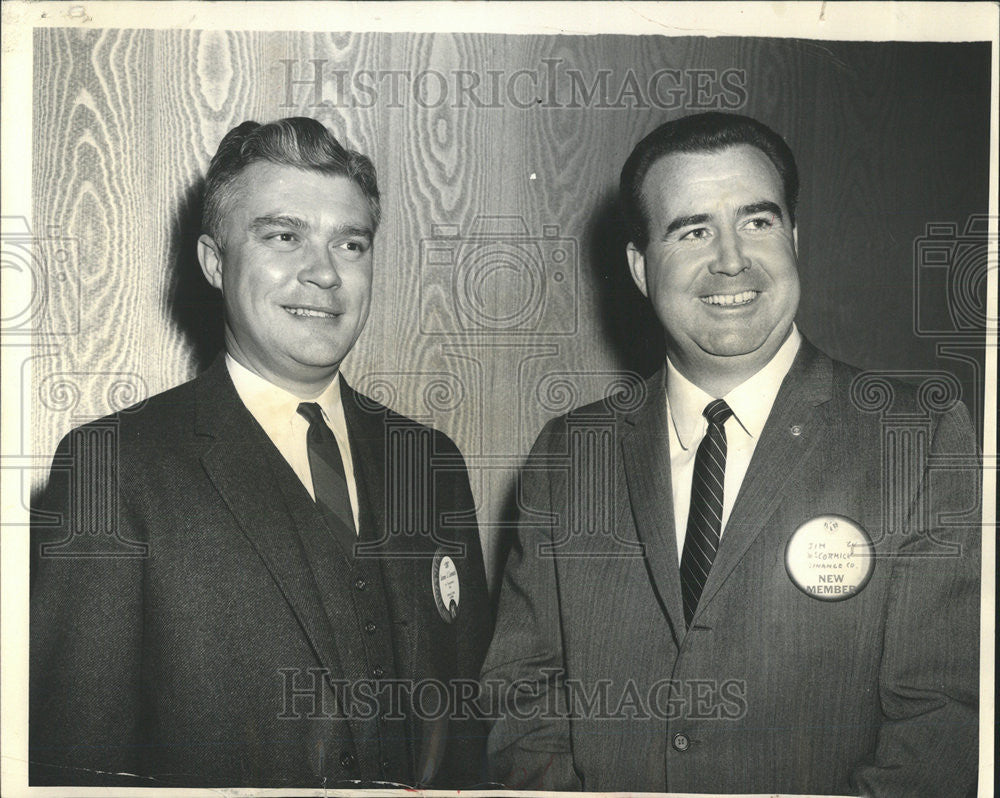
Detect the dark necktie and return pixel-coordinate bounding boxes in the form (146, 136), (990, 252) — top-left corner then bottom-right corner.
(297, 401), (357, 552)
(679, 399), (734, 628)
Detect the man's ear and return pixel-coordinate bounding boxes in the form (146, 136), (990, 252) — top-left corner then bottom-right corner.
(197, 234), (224, 291)
(625, 242), (649, 297)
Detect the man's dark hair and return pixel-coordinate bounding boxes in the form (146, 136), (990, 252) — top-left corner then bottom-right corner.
(620, 112), (799, 250)
(202, 117), (380, 247)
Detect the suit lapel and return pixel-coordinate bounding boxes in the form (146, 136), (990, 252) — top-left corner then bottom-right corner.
(339, 380), (386, 549)
(696, 339), (833, 615)
(193, 357), (348, 692)
(620, 369), (687, 644)
(340, 379), (420, 680)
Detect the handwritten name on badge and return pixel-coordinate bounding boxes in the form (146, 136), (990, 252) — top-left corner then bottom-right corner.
(432, 550), (460, 623)
(785, 515), (875, 601)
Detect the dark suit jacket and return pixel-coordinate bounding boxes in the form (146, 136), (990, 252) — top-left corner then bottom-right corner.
(30, 356), (493, 788)
(482, 338), (980, 796)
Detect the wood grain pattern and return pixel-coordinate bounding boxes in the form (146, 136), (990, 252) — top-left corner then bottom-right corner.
(30, 31), (991, 583)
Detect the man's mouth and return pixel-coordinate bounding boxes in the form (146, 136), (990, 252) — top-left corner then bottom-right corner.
(284, 306), (340, 319)
(700, 290), (759, 307)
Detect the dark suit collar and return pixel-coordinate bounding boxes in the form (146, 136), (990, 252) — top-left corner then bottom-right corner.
(192, 359), (386, 552)
(620, 369), (687, 645)
(192, 353), (242, 439)
(620, 337), (834, 638)
(339, 376), (422, 695)
(190, 354), (351, 719)
(191, 358), (426, 772)
(338, 376), (386, 545)
(192, 359), (403, 570)
(770, 334), (833, 408)
(697, 335), (833, 618)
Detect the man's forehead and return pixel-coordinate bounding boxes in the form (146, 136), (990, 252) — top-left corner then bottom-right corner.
(226, 161), (371, 223)
(233, 160), (356, 195)
(644, 144), (784, 205)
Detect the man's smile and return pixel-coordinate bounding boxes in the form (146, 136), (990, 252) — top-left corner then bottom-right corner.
(699, 289), (760, 307)
(283, 304), (342, 318)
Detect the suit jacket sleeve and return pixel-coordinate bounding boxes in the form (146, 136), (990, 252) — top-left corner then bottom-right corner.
(30, 427), (148, 786)
(480, 419), (583, 790)
(851, 402), (981, 797)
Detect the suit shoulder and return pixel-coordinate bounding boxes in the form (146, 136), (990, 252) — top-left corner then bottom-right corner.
(349, 390), (465, 456)
(52, 375), (200, 451)
(827, 356), (971, 423)
(532, 374), (650, 448)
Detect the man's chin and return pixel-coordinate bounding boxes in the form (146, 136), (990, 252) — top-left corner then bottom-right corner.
(695, 321), (792, 360)
(288, 355), (348, 378)
(697, 338), (772, 360)
(287, 336), (357, 368)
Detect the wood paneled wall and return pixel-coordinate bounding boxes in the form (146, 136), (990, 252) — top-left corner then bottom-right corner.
(29, 31), (991, 581)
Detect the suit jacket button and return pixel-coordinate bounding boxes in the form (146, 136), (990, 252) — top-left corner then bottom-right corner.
(672, 733), (690, 752)
(372, 664), (384, 678)
(339, 750), (356, 769)
(355, 577), (367, 591)
(365, 621), (377, 634)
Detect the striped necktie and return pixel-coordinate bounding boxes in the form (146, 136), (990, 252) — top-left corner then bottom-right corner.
(679, 399), (734, 628)
(297, 402), (357, 552)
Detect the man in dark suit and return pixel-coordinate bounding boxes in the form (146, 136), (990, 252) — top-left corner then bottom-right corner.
(31, 117), (492, 788)
(481, 112), (980, 795)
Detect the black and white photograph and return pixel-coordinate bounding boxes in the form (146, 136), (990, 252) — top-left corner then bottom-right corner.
(1, 2), (996, 796)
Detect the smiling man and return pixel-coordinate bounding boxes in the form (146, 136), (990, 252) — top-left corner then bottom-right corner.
(482, 112), (980, 795)
(31, 118), (491, 788)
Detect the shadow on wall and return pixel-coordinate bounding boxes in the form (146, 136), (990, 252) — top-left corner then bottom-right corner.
(490, 192), (665, 591)
(586, 189), (664, 379)
(31, 180), (223, 520)
(165, 176), (225, 373)
(488, 478), (520, 600)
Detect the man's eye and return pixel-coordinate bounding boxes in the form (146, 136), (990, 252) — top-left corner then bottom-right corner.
(341, 240), (370, 254)
(679, 228), (710, 241)
(744, 216), (774, 231)
(266, 232), (298, 245)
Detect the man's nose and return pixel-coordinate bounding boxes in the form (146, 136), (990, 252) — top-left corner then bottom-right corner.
(299, 244), (343, 288)
(709, 230), (750, 275)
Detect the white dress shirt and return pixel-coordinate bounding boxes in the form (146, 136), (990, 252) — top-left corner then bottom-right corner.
(226, 355), (360, 532)
(666, 326), (801, 560)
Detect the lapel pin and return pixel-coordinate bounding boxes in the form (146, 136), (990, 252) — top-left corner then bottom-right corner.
(790, 424), (802, 436)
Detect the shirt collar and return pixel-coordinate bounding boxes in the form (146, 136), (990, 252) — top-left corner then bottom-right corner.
(225, 354), (344, 429)
(666, 324), (801, 450)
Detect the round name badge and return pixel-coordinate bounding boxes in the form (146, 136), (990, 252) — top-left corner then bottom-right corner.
(785, 515), (875, 601)
(431, 550), (460, 623)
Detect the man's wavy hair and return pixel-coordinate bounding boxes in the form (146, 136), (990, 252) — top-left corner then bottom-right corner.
(620, 112), (799, 251)
(202, 117), (380, 247)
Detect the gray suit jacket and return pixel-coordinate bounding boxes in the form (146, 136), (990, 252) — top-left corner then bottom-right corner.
(482, 338), (980, 796)
(31, 355), (493, 788)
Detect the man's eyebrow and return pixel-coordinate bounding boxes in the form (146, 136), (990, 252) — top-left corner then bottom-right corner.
(661, 201), (785, 237)
(664, 213), (711, 236)
(336, 224), (374, 240)
(249, 216), (373, 240)
(249, 215), (309, 233)
(738, 201), (784, 221)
